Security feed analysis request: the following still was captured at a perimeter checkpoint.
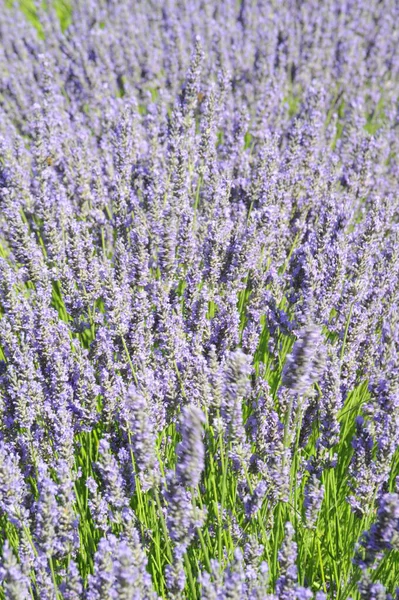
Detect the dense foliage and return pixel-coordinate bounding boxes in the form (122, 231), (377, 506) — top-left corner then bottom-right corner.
(1, 1), (399, 598)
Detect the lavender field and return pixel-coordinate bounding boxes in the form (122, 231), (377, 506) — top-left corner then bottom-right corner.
(1, 1), (399, 598)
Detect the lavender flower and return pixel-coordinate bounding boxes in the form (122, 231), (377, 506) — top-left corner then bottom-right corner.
(303, 475), (324, 529)
(163, 406), (206, 571)
(87, 529), (156, 600)
(0, 442), (28, 528)
(59, 560), (83, 600)
(33, 463), (60, 557)
(0, 0), (399, 597)
(276, 523), (299, 600)
(318, 352), (342, 451)
(120, 385), (160, 491)
(221, 349), (251, 464)
(281, 325), (324, 397)
(93, 438), (131, 526)
(0, 541), (31, 600)
(355, 493), (399, 569)
(358, 575), (391, 600)
(176, 404), (205, 490)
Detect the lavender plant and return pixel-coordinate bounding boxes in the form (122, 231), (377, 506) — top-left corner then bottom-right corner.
(1, 0), (399, 598)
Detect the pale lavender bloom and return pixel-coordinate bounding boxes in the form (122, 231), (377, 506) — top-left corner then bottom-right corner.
(355, 493), (399, 569)
(163, 469), (206, 565)
(164, 472), (196, 550)
(243, 480), (268, 519)
(59, 560), (83, 600)
(199, 555), (274, 600)
(119, 385), (160, 491)
(94, 438), (130, 525)
(182, 36), (204, 117)
(249, 392), (289, 504)
(318, 352), (342, 451)
(33, 463), (60, 557)
(244, 537), (270, 599)
(87, 530), (156, 600)
(86, 536), (116, 600)
(222, 548), (247, 599)
(198, 559), (223, 600)
(165, 560), (187, 596)
(275, 522), (313, 600)
(221, 349), (251, 453)
(358, 575), (392, 600)
(163, 406), (206, 575)
(281, 325), (325, 397)
(32, 553), (58, 600)
(304, 475), (324, 529)
(86, 476), (110, 533)
(1, 0), (399, 596)
(347, 416), (377, 515)
(0, 441), (28, 528)
(276, 523), (297, 598)
(176, 404), (205, 490)
(0, 541), (31, 600)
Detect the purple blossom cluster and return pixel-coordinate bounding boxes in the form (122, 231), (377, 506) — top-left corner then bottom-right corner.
(1, 0), (399, 598)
